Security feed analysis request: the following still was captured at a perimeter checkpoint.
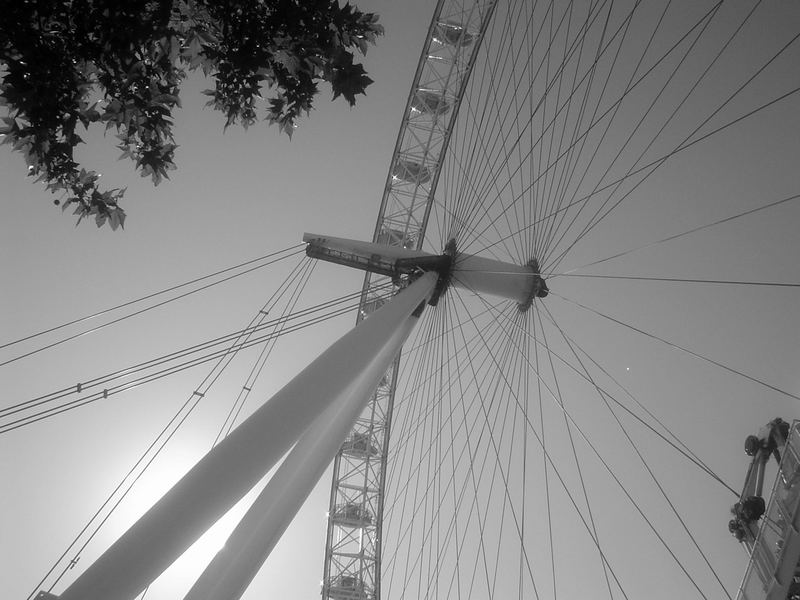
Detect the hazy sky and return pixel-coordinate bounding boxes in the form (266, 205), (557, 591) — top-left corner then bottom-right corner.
(2, 1), (799, 600)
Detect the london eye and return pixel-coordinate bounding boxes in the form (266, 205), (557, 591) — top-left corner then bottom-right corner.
(3, 2), (799, 600)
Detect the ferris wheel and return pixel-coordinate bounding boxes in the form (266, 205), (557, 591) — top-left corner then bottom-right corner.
(319, 1), (800, 600)
(8, 1), (799, 600)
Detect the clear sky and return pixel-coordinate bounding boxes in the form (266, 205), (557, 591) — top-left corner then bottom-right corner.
(1, 1), (799, 600)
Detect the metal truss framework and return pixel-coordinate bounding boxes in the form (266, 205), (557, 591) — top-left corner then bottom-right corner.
(321, 1), (498, 599)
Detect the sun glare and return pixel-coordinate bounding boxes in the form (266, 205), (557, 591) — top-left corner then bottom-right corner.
(105, 443), (258, 597)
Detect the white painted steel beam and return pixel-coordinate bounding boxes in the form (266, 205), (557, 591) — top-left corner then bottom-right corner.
(183, 272), (437, 600)
(55, 274), (437, 600)
(304, 233), (430, 262)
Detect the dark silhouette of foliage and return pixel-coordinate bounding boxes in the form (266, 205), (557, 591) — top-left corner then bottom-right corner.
(0, 0), (383, 229)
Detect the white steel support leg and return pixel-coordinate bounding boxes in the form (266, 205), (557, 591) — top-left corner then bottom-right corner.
(56, 273), (437, 600)
(183, 274), (435, 600)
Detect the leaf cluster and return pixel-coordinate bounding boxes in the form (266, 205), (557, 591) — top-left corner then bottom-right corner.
(0, 0), (383, 228)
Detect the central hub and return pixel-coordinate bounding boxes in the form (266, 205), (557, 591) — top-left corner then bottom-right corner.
(518, 259), (548, 312)
(399, 238), (456, 306)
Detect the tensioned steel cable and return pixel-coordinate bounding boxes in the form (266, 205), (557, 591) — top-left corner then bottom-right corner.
(545, 79), (800, 274)
(1, 245), (305, 366)
(538, 0), (721, 264)
(488, 294), (625, 599)
(452, 0), (646, 254)
(482, 298), (703, 598)
(554, 290), (800, 403)
(544, 302), (737, 496)
(542, 0), (773, 271)
(475, 84), (800, 262)
(551, 193), (800, 276)
(382, 300), (493, 596)
(5, 283), (392, 434)
(454, 0), (618, 253)
(458, 0), (761, 260)
(533, 0), (625, 263)
(384, 302), (507, 473)
(2, 301), (362, 433)
(455, 0), (529, 263)
(457, 0), (611, 235)
(502, 299), (739, 496)
(553, 274), (800, 287)
(436, 296), (522, 600)
(539, 303), (732, 599)
(452, 290), (554, 598)
(451, 288), (630, 598)
(458, 0), (724, 259)
(211, 258), (318, 445)
(533, 0), (627, 262)
(3, 278), (389, 419)
(1, 244), (303, 351)
(489, 0), (712, 252)
(384, 298), (535, 598)
(383, 308), (439, 597)
(451, 297), (525, 600)
(532, 302), (615, 600)
(1, 284), (375, 418)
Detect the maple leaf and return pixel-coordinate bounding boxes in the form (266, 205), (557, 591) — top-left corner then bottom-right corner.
(273, 50), (301, 76)
(330, 58), (372, 106)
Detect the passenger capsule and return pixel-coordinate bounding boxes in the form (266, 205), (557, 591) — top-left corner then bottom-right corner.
(392, 159), (432, 184)
(341, 431), (380, 458)
(433, 21), (474, 46)
(376, 227), (414, 248)
(327, 574), (372, 600)
(411, 89), (451, 115)
(331, 502), (373, 528)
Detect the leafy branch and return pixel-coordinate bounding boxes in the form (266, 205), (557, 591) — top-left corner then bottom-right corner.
(0, 0), (383, 228)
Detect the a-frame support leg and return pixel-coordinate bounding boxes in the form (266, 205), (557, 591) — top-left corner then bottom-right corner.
(55, 272), (436, 600)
